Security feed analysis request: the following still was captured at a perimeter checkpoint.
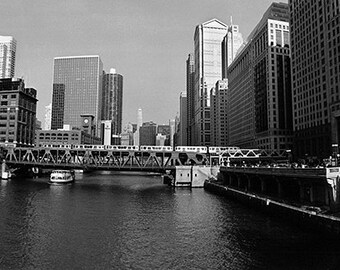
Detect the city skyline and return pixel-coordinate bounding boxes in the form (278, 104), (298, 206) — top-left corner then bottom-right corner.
(0, 0), (288, 126)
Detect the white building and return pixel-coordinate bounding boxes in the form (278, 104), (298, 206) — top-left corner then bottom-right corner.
(0, 36), (16, 79)
(193, 19), (228, 146)
(44, 103), (52, 130)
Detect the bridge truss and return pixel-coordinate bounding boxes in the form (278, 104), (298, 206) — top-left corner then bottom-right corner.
(2, 146), (209, 172)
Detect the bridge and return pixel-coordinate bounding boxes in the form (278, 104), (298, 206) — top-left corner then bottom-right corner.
(0, 145), (288, 175)
(1, 146), (208, 173)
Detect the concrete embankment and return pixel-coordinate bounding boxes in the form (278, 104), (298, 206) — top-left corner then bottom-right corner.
(204, 180), (340, 236)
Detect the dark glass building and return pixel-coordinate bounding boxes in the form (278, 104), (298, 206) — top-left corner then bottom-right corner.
(51, 55), (103, 136)
(102, 68), (123, 135)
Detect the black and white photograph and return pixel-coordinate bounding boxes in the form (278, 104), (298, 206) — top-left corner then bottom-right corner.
(1, 0), (340, 269)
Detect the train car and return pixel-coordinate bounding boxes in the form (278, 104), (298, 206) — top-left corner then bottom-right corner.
(104, 145), (138, 151)
(208, 146), (240, 154)
(175, 146), (208, 153)
(71, 144), (105, 150)
(40, 144), (72, 149)
(140, 145), (173, 152)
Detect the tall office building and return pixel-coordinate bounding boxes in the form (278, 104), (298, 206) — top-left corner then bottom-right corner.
(102, 68), (123, 135)
(0, 78), (37, 146)
(0, 36), (16, 79)
(221, 21), (244, 79)
(290, 0), (340, 158)
(228, 3), (292, 153)
(210, 79), (229, 146)
(186, 54), (195, 145)
(133, 108), (143, 146)
(139, 121), (157, 145)
(193, 19), (228, 146)
(51, 56), (103, 136)
(178, 92), (187, 146)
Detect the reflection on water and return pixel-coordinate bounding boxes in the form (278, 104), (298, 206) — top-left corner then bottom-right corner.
(0, 172), (340, 269)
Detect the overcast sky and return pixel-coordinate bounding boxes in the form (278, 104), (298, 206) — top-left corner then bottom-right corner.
(0, 0), (287, 127)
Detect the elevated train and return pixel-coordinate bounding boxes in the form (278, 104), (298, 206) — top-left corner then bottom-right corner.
(39, 143), (240, 154)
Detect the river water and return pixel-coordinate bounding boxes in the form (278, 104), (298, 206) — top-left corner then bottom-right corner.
(0, 171), (340, 270)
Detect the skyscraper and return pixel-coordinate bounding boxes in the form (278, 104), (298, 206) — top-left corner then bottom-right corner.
(193, 19), (228, 146)
(51, 55), (103, 136)
(186, 54), (195, 146)
(134, 108), (143, 146)
(178, 92), (187, 146)
(228, 2), (292, 153)
(221, 21), (244, 79)
(0, 36), (16, 79)
(290, 0), (340, 158)
(210, 79), (229, 146)
(102, 68), (123, 135)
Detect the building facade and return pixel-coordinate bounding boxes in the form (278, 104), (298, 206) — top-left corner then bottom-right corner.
(102, 68), (123, 135)
(228, 3), (293, 153)
(51, 55), (103, 136)
(222, 23), (244, 79)
(186, 54), (195, 145)
(289, 0), (340, 159)
(44, 103), (52, 130)
(36, 129), (101, 146)
(0, 78), (37, 146)
(193, 19), (228, 146)
(140, 121), (157, 145)
(0, 36), (16, 79)
(178, 92), (187, 146)
(210, 79), (229, 146)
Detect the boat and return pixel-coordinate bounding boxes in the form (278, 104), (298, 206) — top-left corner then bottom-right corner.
(50, 170), (75, 183)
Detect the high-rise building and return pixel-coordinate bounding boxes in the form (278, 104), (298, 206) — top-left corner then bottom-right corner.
(0, 36), (16, 79)
(228, 2), (292, 153)
(290, 0), (340, 158)
(222, 20), (244, 79)
(51, 55), (103, 136)
(140, 121), (157, 145)
(193, 19), (228, 146)
(0, 78), (37, 146)
(186, 54), (195, 145)
(210, 79), (229, 146)
(44, 103), (52, 130)
(102, 68), (123, 135)
(178, 92), (187, 146)
(134, 108), (143, 146)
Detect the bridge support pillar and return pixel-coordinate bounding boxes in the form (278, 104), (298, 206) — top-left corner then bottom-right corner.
(276, 178), (282, 198)
(261, 179), (267, 194)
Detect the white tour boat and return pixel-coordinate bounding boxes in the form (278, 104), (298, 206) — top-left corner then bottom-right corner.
(50, 170), (75, 183)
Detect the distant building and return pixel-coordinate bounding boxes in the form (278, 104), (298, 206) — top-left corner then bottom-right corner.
(290, 0), (340, 158)
(102, 68), (123, 135)
(44, 103), (52, 130)
(193, 19), (228, 146)
(157, 124), (170, 145)
(178, 92), (187, 146)
(228, 2), (292, 153)
(0, 78), (37, 146)
(140, 121), (157, 145)
(51, 55), (103, 136)
(222, 21), (244, 78)
(210, 79), (228, 146)
(186, 54), (195, 145)
(156, 133), (167, 146)
(134, 108), (143, 146)
(0, 36), (16, 79)
(36, 129), (101, 146)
